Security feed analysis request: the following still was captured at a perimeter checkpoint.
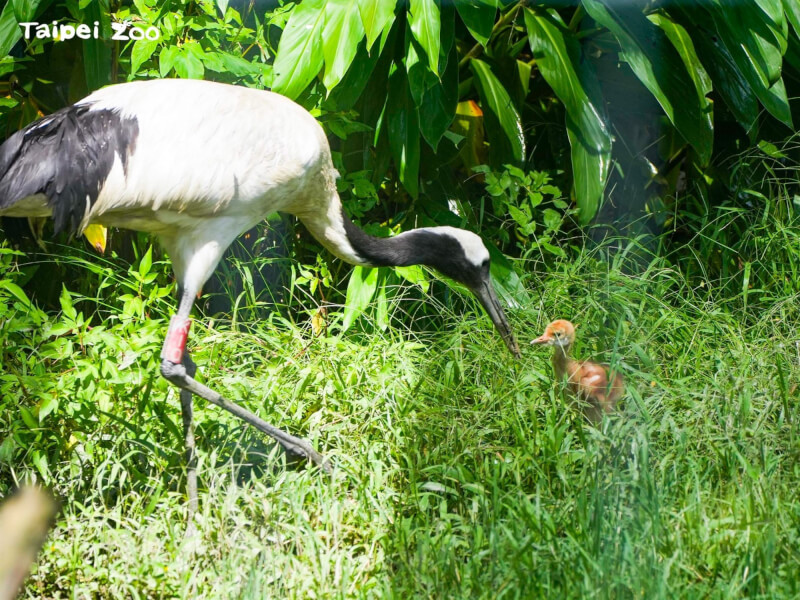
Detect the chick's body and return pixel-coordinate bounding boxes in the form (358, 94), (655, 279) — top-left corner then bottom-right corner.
(532, 320), (623, 423)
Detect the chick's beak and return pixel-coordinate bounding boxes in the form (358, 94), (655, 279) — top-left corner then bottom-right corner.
(471, 280), (520, 358)
(530, 333), (552, 346)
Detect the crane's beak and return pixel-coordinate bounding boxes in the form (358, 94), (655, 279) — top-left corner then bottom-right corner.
(471, 280), (520, 358)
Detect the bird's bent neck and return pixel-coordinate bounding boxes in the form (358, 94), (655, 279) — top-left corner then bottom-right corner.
(295, 193), (436, 268)
(297, 192), (474, 280)
(341, 209), (444, 268)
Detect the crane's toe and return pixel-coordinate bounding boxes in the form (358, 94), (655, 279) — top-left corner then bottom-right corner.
(160, 358), (188, 385)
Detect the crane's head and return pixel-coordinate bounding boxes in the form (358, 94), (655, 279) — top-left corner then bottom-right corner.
(530, 320), (576, 349)
(339, 213), (520, 357)
(417, 227), (520, 358)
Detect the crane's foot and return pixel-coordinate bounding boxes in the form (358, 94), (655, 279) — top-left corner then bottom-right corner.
(160, 359), (331, 473)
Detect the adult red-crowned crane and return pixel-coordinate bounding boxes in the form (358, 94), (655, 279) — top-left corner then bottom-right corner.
(0, 78), (520, 512)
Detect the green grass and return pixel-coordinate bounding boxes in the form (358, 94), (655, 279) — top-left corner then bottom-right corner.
(2, 196), (800, 598)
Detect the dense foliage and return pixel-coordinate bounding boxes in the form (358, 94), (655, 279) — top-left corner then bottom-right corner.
(3, 0), (800, 222)
(1, 146), (799, 596)
(2, 0), (800, 311)
(1, 0), (800, 597)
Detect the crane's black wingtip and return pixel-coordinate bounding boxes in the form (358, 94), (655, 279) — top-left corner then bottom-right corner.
(0, 104), (138, 236)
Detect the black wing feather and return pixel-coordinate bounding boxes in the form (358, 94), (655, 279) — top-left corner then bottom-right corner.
(0, 103), (138, 235)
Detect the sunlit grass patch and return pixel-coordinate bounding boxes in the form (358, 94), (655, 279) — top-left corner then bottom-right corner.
(2, 182), (800, 597)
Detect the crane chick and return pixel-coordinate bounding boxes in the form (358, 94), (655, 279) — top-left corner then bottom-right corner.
(530, 320), (623, 423)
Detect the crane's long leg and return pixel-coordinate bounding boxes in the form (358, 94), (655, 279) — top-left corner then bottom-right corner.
(169, 285), (198, 527)
(180, 355), (198, 521)
(159, 286), (328, 470)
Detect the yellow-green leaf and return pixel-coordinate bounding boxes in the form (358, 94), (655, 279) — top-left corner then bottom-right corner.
(342, 266), (379, 332)
(525, 7), (611, 223)
(273, 0), (326, 99)
(358, 0), (396, 50)
(323, 0), (365, 91)
(470, 59), (525, 167)
(408, 0), (440, 76)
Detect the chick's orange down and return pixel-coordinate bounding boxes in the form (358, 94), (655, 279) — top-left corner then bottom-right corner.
(531, 320), (624, 422)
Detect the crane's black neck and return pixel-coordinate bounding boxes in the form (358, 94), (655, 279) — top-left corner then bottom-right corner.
(340, 207), (475, 285)
(342, 211), (425, 267)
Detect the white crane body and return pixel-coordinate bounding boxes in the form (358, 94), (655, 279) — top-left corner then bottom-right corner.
(1, 79), (369, 297)
(0, 78), (519, 508)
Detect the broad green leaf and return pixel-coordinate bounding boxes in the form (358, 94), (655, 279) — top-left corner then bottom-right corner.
(705, 2), (792, 127)
(395, 265), (429, 292)
(582, 0), (713, 164)
(405, 28), (430, 106)
(358, 0), (396, 50)
(0, 279), (31, 306)
(139, 246), (153, 278)
(785, 0), (800, 38)
(38, 395), (58, 423)
(273, 0), (326, 99)
(0, 55), (19, 79)
(471, 59), (525, 167)
(487, 243), (528, 308)
(325, 38), (382, 109)
(131, 38), (158, 74)
(342, 265), (378, 331)
(757, 139), (788, 159)
(408, 0), (440, 76)
(387, 67), (420, 198)
(59, 285), (77, 321)
(525, 7), (610, 223)
(0, 2), (21, 58)
(20, 407), (37, 430)
(567, 131), (604, 224)
(418, 41), (458, 150)
(713, 1), (786, 82)
(83, 0), (112, 90)
(0, 437), (16, 463)
(507, 205), (530, 228)
(405, 7), (458, 109)
(174, 45), (204, 79)
(323, 0), (365, 91)
(516, 59), (531, 99)
(756, 77), (792, 128)
(159, 45), (179, 77)
(691, 25), (757, 133)
(759, 0), (789, 48)
(648, 13), (711, 96)
(11, 0), (44, 25)
(455, 0), (496, 47)
(202, 52), (262, 77)
(31, 450), (50, 482)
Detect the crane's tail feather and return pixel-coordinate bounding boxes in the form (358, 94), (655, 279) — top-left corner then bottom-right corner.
(0, 103), (138, 236)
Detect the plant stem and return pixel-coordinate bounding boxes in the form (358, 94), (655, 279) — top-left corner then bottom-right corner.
(568, 5), (585, 31)
(458, 0), (529, 70)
